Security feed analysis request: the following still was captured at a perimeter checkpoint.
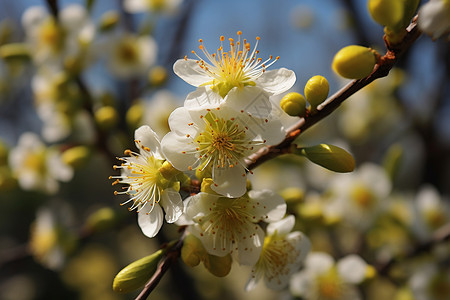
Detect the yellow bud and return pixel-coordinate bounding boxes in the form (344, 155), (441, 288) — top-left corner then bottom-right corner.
(0, 43), (30, 61)
(126, 102), (144, 129)
(158, 161), (181, 180)
(148, 66), (168, 87)
(203, 253), (232, 277)
(200, 178), (217, 195)
(95, 106), (119, 130)
(365, 265), (377, 280)
(298, 202), (323, 220)
(181, 234), (206, 267)
(297, 144), (355, 173)
(304, 75), (329, 108)
(332, 45), (377, 79)
(279, 187), (304, 204)
(85, 207), (116, 233)
(280, 92), (307, 117)
(113, 249), (164, 293)
(99, 11), (119, 32)
(61, 146), (91, 169)
(368, 0), (403, 28)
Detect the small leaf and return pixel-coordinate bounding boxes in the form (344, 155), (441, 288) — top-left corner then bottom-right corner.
(113, 249), (164, 293)
(297, 144), (355, 173)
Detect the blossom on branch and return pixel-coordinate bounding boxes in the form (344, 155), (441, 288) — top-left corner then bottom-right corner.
(111, 126), (182, 238)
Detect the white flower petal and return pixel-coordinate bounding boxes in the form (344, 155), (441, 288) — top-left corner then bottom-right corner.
(267, 215), (295, 236)
(173, 59), (211, 87)
(235, 224), (265, 265)
(289, 271), (312, 297)
(184, 87), (223, 111)
(159, 188), (183, 223)
(161, 131), (198, 171)
(305, 252), (334, 275)
(337, 254), (368, 284)
(22, 6), (48, 33)
(211, 165), (247, 198)
(123, 0), (148, 13)
(138, 203), (164, 238)
(134, 125), (163, 159)
(255, 68), (296, 95)
(248, 189), (287, 222)
(225, 86), (273, 118)
(167, 107), (198, 136)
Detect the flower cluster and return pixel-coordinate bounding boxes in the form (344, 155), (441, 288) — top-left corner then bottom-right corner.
(112, 31), (310, 290)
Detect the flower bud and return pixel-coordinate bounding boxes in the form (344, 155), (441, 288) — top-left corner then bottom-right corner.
(0, 43), (31, 62)
(304, 75), (329, 109)
(95, 106), (119, 130)
(280, 92), (307, 117)
(332, 46), (377, 79)
(296, 144), (355, 173)
(203, 253), (232, 277)
(368, 0), (403, 28)
(181, 234), (206, 267)
(126, 102), (144, 129)
(113, 249), (165, 293)
(61, 146), (91, 169)
(280, 187), (304, 204)
(84, 207), (116, 233)
(148, 66), (168, 87)
(99, 11), (119, 32)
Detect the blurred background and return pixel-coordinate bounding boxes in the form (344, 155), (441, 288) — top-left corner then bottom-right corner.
(0, 0), (449, 299)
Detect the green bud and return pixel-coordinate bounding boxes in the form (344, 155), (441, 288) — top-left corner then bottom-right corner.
(95, 106), (119, 130)
(304, 75), (329, 109)
(99, 11), (119, 32)
(383, 144), (403, 181)
(332, 45), (377, 79)
(148, 66), (168, 87)
(203, 253), (232, 277)
(296, 144), (355, 173)
(368, 0), (403, 28)
(0, 43), (30, 61)
(61, 146), (91, 169)
(126, 102), (144, 129)
(113, 249), (165, 293)
(159, 161), (182, 180)
(181, 234), (206, 267)
(280, 92), (307, 117)
(85, 207), (116, 233)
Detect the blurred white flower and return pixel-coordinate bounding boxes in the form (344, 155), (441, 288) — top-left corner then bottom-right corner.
(412, 185), (450, 241)
(111, 125), (182, 238)
(174, 32), (295, 117)
(106, 33), (157, 79)
(184, 189), (286, 266)
(161, 106), (284, 197)
(418, 0), (450, 40)
(8, 133), (73, 194)
(290, 252), (369, 300)
(409, 262), (450, 300)
(142, 90), (181, 137)
(245, 215), (310, 291)
(124, 0), (182, 15)
(323, 163), (392, 230)
(21, 4), (95, 66)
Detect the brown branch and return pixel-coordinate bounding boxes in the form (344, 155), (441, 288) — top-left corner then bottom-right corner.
(135, 230), (186, 300)
(247, 18), (421, 171)
(377, 223), (450, 276)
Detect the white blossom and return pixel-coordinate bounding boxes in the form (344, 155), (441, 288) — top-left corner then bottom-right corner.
(111, 126), (182, 238)
(184, 189), (287, 266)
(124, 0), (182, 15)
(245, 215), (310, 291)
(418, 0), (450, 40)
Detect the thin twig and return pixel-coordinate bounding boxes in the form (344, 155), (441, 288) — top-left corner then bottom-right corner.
(247, 18), (421, 171)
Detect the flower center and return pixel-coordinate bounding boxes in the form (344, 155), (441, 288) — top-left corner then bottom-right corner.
(351, 184), (375, 209)
(111, 144), (167, 212)
(38, 18), (64, 52)
(316, 268), (343, 300)
(193, 111), (263, 172)
(116, 38), (139, 64)
(189, 31), (279, 98)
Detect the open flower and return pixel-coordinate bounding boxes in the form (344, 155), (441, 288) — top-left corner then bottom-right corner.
(245, 215), (310, 291)
(290, 252), (370, 300)
(124, 0), (182, 15)
(174, 31), (296, 116)
(8, 132), (73, 194)
(161, 106), (285, 197)
(418, 0), (450, 40)
(110, 125), (182, 238)
(184, 189), (287, 266)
